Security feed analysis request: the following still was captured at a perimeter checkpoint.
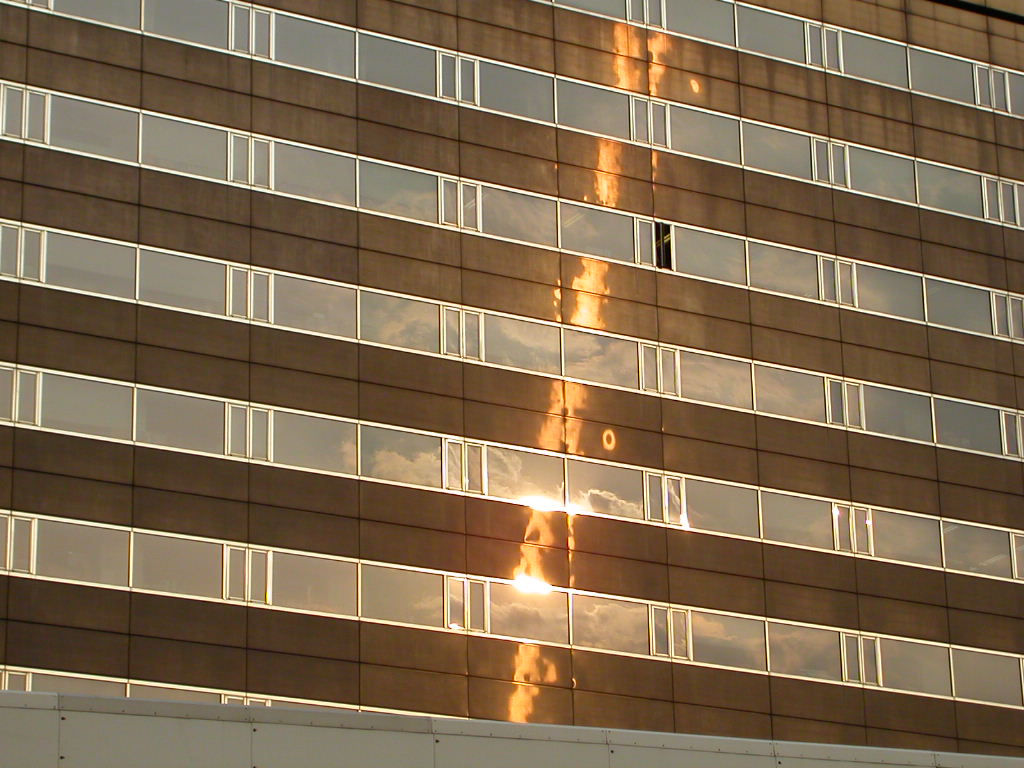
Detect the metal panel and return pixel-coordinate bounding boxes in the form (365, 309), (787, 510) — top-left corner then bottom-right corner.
(0, 697), (60, 768)
(776, 740), (936, 768)
(611, 745), (775, 768)
(434, 734), (612, 768)
(252, 723), (433, 768)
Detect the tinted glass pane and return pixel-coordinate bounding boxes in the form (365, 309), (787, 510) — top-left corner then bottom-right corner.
(361, 564), (443, 626)
(145, 0), (227, 47)
(856, 265), (924, 320)
(31, 675), (124, 698)
(862, 386), (932, 442)
(480, 186), (557, 246)
(909, 49), (975, 103)
(141, 115), (227, 179)
(680, 351), (753, 409)
(768, 623), (841, 680)
(556, 80), (630, 139)
(36, 520), (129, 585)
(567, 460), (644, 519)
(917, 163), (983, 217)
(54, 0), (140, 27)
(136, 389), (225, 453)
(0, 368), (11, 421)
(872, 509), (942, 566)
(952, 649), (1023, 706)
(360, 292), (439, 353)
(273, 412), (357, 474)
(130, 685), (220, 704)
(754, 365), (825, 422)
(934, 399), (1001, 454)
(139, 250), (225, 314)
(737, 6), (805, 62)
(360, 425), (442, 487)
(664, 0), (735, 45)
(942, 522), (1012, 578)
(46, 233), (136, 298)
(274, 143), (356, 205)
(841, 32), (909, 87)
(572, 595), (648, 654)
(560, 203), (634, 261)
(40, 374), (132, 439)
(743, 124), (811, 178)
(674, 226), (746, 285)
(848, 147), (916, 202)
(133, 533), (222, 597)
(670, 106), (741, 163)
(272, 553), (356, 615)
(761, 492), (833, 549)
(50, 96), (138, 161)
(490, 583), (568, 644)
(274, 16), (354, 78)
(483, 314), (561, 374)
(273, 276), (356, 338)
(358, 35), (434, 95)
(359, 161), (438, 223)
(486, 446), (565, 507)
(479, 63), (554, 123)
(691, 611), (767, 670)
(561, 0), (624, 16)
(564, 329), (639, 389)
(748, 243), (818, 299)
(880, 638), (951, 696)
(925, 279), (991, 334)
(684, 479), (759, 537)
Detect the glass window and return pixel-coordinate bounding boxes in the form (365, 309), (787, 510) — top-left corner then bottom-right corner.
(490, 583), (568, 644)
(559, 203), (634, 262)
(560, 0), (625, 16)
(934, 399), (1001, 454)
(136, 389), (225, 454)
(848, 147), (917, 203)
(952, 649), (1023, 706)
(53, 0), (141, 27)
(480, 186), (557, 246)
(917, 163), (983, 218)
(556, 80), (630, 140)
(680, 351), (753, 410)
(144, 0), (228, 47)
(358, 34), (435, 95)
(856, 265), (924, 320)
(564, 329), (639, 389)
(768, 623), (841, 681)
(36, 520), (129, 586)
(31, 674), (125, 698)
(0, 367), (12, 421)
(760, 492), (833, 549)
(670, 106), (741, 164)
(45, 233), (136, 299)
(130, 685), (220, 703)
(39, 374), (132, 440)
(479, 63), (554, 123)
(49, 96), (138, 162)
(664, 0), (735, 45)
(274, 15), (355, 78)
(359, 161), (438, 223)
(754, 365), (826, 422)
(360, 564), (443, 626)
(486, 446), (565, 507)
(909, 49), (975, 104)
(674, 226), (746, 285)
(743, 124), (812, 179)
(737, 6), (805, 62)
(360, 292), (439, 353)
(925, 279), (991, 334)
(841, 32), (909, 88)
(133, 533), (222, 598)
(141, 115), (227, 180)
(862, 386), (932, 442)
(139, 249), (225, 314)
(272, 552), (356, 615)
(691, 611), (767, 670)
(942, 522), (1012, 578)
(273, 276), (356, 338)
(274, 143), (356, 205)
(567, 460), (644, 519)
(360, 425), (442, 488)
(684, 478), (759, 537)
(872, 509), (942, 566)
(879, 638), (951, 696)
(273, 412), (357, 474)
(748, 243), (818, 299)
(483, 314), (561, 374)
(572, 594), (649, 654)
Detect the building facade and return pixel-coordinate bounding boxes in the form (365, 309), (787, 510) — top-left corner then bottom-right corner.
(1, 0), (1024, 757)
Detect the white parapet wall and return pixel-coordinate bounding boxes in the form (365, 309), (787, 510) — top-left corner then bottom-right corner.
(0, 690), (1021, 768)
